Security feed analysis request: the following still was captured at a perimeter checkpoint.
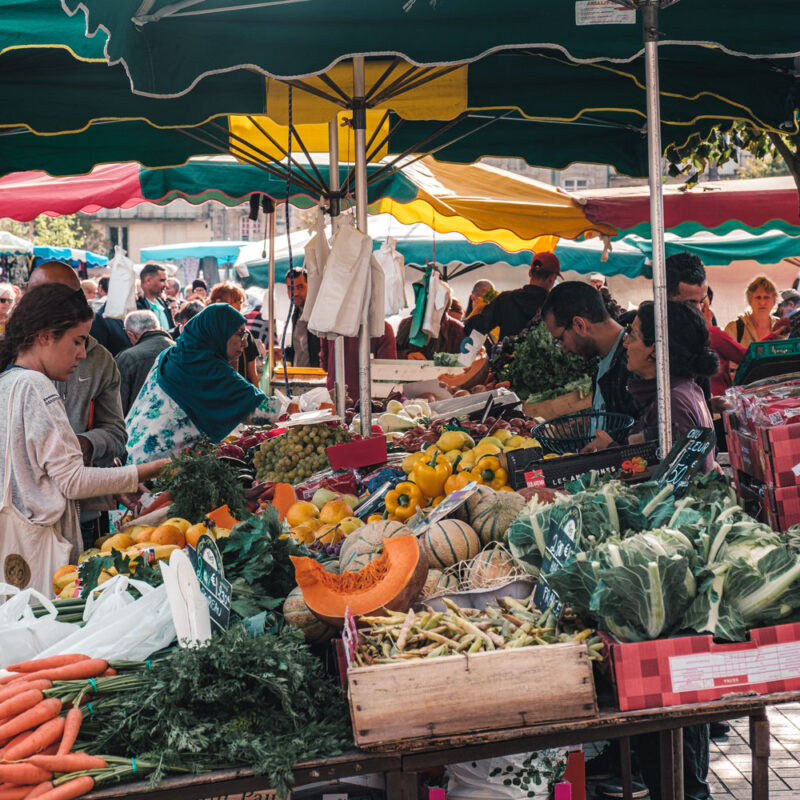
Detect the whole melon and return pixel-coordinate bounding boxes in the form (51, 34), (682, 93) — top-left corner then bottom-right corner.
(468, 489), (525, 545)
(339, 519), (411, 572)
(283, 586), (336, 643)
(420, 569), (444, 598)
(465, 546), (517, 589)
(421, 519), (481, 569)
(436, 570), (460, 594)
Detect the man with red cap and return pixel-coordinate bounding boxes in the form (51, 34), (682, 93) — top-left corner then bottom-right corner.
(463, 252), (560, 341)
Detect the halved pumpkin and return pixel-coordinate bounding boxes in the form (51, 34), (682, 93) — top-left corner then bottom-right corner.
(290, 535), (428, 627)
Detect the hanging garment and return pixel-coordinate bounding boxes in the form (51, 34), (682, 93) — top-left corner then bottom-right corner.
(408, 266), (432, 349)
(423, 272), (451, 339)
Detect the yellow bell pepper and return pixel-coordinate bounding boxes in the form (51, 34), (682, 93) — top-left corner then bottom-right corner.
(401, 450), (427, 474)
(385, 482), (425, 521)
(436, 430), (475, 452)
(470, 455), (509, 490)
(444, 470), (471, 494)
(412, 451), (453, 498)
(431, 495), (445, 507)
(367, 513), (384, 523)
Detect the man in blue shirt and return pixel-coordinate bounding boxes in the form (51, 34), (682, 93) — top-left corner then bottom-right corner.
(136, 263), (174, 331)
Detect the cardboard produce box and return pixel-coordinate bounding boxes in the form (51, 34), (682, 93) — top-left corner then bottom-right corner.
(347, 644), (597, 749)
(610, 622), (800, 712)
(725, 411), (800, 488)
(522, 389), (592, 421)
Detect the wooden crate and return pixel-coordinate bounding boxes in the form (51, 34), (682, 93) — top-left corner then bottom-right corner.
(523, 389), (592, 421)
(347, 643), (597, 749)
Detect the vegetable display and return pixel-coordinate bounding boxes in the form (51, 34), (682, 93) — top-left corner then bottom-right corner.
(499, 323), (596, 404)
(354, 596), (603, 665)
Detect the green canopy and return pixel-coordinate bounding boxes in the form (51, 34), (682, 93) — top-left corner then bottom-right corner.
(60, 0), (800, 98)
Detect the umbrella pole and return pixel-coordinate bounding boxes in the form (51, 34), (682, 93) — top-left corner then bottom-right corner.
(267, 207), (276, 393)
(329, 119), (348, 419)
(641, 1), (672, 456)
(354, 56), (373, 436)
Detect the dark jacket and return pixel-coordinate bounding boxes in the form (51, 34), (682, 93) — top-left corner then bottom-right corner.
(594, 337), (642, 421)
(114, 329), (174, 415)
(464, 285), (548, 340)
(136, 295), (175, 329)
(90, 305), (130, 357)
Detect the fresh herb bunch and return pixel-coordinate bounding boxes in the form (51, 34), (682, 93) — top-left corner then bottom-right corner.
(81, 626), (352, 797)
(153, 441), (248, 523)
(220, 505), (311, 624)
(500, 322), (596, 403)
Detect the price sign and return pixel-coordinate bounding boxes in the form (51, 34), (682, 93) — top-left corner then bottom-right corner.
(533, 505), (581, 619)
(187, 534), (232, 634)
(652, 427), (716, 498)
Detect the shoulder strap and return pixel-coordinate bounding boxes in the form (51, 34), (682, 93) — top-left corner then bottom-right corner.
(736, 318), (745, 343)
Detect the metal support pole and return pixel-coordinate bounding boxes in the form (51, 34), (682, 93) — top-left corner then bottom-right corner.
(329, 119), (347, 420)
(267, 209), (276, 392)
(353, 56), (373, 436)
(641, 1), (672, 455)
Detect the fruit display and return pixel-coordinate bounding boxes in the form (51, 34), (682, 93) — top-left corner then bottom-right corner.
(394, 415), (539, 454)
(254, 423), (351, 483)
(283, 497), (364, 553)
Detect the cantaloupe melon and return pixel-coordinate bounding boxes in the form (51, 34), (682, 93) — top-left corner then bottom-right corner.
(465, 546), (517, 589)
(468, 489), (525, 545)
(283, 586), (336, 643)
(421, 519), (481, 569)
(436, 570), (460, 594)
(420, 569), (443, 598)
(339, 519), (411, 572)
(291, 535), (428, 627)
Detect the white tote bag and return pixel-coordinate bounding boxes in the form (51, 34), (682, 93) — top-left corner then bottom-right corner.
(0, 382), (71, 598)
(103, 245), (137, 320)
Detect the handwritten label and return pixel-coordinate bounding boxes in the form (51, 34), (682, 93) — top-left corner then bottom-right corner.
(188, 535), (232, 634)
(533, 506), (582, 618)
(575, 1), (636, 25)
(652, 427), (716, 497)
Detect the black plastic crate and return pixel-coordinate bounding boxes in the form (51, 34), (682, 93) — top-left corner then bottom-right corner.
(506, 440), (661, 489)
(735, 338), (800, 386)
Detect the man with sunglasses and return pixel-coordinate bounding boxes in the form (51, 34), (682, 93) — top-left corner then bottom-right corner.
(541, 280), (641, 421)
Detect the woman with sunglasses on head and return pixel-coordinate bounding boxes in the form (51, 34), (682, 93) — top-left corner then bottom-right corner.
(0, 285), (168, 594)
(126, 303), (275, 463)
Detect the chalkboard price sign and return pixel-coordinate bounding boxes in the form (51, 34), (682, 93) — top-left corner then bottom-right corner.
(652, 427), (716, 497)
(188, 534), (232, 634)
(533, 505), (582, 619)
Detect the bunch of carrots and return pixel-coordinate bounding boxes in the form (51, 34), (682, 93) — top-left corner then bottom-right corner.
(0, 654), (152, 800)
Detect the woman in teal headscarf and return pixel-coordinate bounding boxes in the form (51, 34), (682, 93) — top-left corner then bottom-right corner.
(126, 304), (275, 463)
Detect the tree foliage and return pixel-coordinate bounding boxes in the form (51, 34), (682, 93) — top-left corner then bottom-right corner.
(0, 213), (107, 253)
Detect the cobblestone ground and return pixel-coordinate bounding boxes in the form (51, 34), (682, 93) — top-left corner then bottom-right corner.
(709, 703), (800, 799)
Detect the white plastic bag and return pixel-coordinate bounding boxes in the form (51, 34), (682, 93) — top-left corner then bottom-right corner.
(81, 575), (155, 627)
(374, 237), (407, 316)
(0, 583), (80, 669)
(34, 580), (176, 662)
(300, 209), (330, 324)
(103, 246), (137, 320)
(446, 751), (568, 800)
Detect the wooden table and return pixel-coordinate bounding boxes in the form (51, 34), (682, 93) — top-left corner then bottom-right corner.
(86, 692), (800, 800)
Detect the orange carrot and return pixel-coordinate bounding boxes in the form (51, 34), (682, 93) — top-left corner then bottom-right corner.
(0, 785), (39, 800)
(15, 661), (108, 684)
(29, 777), (92, 800)
(99, 668), (116, 677)
(0, 765), (51, 786)
(2, 717), (65, 761)
(23, 782), (52, 800)
(0, 731), (31, 759)
(55, 710), (81, 757)
(139, 491), (172, 516)
(27, 755), (105, 772)
(5, 658), (88, 676)
(0, 691), (44, 721)
(0, 699), (62, 741)
(0, 684), (51, 707)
